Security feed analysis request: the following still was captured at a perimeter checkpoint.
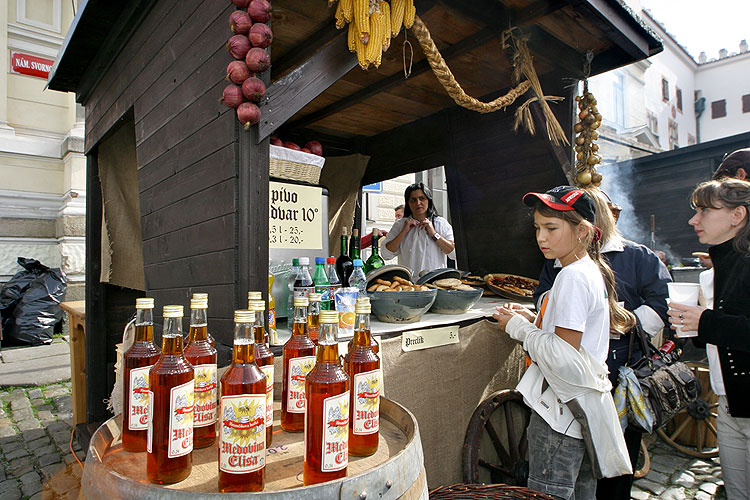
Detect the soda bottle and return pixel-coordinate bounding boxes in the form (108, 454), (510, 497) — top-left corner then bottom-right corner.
(349, 260), (367, 297)
(147, 305), (193, 484)
(313, 257), (331, 310)
(281, 296), (316, 432)
(189, 293), (216, 348)
(249, 299), (274, 446)
(326, 257), (341, 308)
(287, 259), (301, 333)
(268, 275), (278, 344)
(122, 298), (161, 452)
(294, 257), (315, 300)
(307, 292), (322, 344)
(336, 228), (353, 287)
(344, 298), (380, 456)
(363, 228), (386, 274)
(218, 310), (266, 493)
(304, 310), (350, 485)
(184, 297), (218, 449)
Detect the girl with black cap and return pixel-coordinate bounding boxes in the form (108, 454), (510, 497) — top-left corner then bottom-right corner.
(493, 186), (635, 500)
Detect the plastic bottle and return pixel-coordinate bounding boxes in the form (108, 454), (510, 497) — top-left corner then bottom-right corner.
(349, 259), (367, 297)
(294, 258), (315, 301)
(325, 257), (341, 308)
(287, 258), (301, 333)
(268, 274), (278, 344)
(312, 257), (331, 310)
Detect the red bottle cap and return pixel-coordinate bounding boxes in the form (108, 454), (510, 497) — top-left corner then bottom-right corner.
(326, 257), (336, 264)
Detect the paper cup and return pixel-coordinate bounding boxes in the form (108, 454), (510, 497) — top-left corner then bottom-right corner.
(667, 282), (700, 338)
(334, 287), (359, 338)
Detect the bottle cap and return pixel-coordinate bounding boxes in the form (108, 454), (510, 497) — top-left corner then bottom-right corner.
(326, 256), (336, 264)
(135, 298), (154, 309)
(372, 228), (380, 237)
(353, 228), (359, 237)
(353, 259), (363, 266)
(234, 310), (255, 323)
(249, 299), (265, 311)
(342, 227), (348, 236)
(190, 298), (208, 309)
(293, 296), (309, 307)
(299, 257), (310, 265)
(320, 310), (339, 324)
(308, 293), (322, 302)
(247, 291), (262, 301)
(355, 297), (371, 314)
(192, 292), (208, 301)
(292, 258), (299, 266)
(163, 305), (183, 318)
(315, 256), (325, 265)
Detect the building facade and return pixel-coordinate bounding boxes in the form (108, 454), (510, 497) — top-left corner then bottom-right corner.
(0, 0), (84, 299)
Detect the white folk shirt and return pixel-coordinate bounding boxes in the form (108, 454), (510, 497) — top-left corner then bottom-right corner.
(381, 216), (456, 278)
(516, 255), (610, 439)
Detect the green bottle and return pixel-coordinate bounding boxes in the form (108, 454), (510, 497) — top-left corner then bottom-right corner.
(363, 228), (385, 274)
(312, 257), (332, 310)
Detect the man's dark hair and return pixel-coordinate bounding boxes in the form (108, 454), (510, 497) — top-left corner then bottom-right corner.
(403, 183), (438, 219)
(713, 148), (750, 180)
(394, 204), (404, 211)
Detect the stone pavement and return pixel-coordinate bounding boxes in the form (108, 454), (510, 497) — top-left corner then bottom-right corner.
(0, 382), (84, 500)
(631, 435), (726, 500)
(0, 339), (73, 387)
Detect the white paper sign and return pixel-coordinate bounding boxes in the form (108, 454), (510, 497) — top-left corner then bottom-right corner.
(269, 181), (323, 250)
(401, 325), (459, 352)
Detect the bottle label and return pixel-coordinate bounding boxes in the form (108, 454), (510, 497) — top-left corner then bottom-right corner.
(353, 369), (381, 435)
(260, 365), (274, 428)
(293, 286), (313, 299)
(268, 308), (276, 330)
(315, 285), (331, 309)
(193, 364), (218, 427)
(146, 390), (154, 453)
(168, 380), (194, 458)
(219, 394), (266, 474)
(128, 365), (153, 430)
(287, 356), (315, 413)
(322, 391), (350, 472)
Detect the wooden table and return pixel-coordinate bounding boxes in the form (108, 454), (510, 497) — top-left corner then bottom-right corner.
(60, 300), (86, 425)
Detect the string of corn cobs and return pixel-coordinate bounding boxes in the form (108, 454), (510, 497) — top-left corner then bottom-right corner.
(330, 0), (415, 69)
(573, 86), (603, 187)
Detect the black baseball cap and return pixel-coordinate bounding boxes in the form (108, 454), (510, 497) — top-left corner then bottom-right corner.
(522, 186), (597, 224)
(713, 148), (750, 180)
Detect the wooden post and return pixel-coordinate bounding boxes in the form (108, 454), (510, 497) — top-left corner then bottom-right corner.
(60, 301), (86, 425)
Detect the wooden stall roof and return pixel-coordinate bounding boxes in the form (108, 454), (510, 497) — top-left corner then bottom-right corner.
(50, 0), (661, 157)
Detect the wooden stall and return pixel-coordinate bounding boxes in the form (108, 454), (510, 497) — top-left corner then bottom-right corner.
(48, 0), (661, 478)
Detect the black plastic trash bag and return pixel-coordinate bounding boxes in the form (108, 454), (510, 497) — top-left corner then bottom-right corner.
(0, 257), (50, 333)
(6, 267), (67, 345)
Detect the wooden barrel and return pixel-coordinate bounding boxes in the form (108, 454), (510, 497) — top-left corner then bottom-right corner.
(80, 397), (427, 500)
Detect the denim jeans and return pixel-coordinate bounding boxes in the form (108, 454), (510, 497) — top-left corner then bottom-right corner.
(717, 396), (750, 500)
(527, 411), (596, 500)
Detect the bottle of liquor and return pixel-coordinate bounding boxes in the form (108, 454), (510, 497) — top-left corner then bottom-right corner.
(304, 310), (350, 485)
(249, 299), (274, 446)
(325, 257), (341, 307)
(349, 260), (367, 297)
(345, 297), (380, 360)
(363, 229), (386, 274)
(287, 258), (301, 333)
(312, 257), (331, 310)
(336, 228), (353, 287)
(281, 296), (316, 432)
(189, 293), (216, 348)
(307, 292), (322, 344)
(268, 274), (277, 344)
(345, 298), (380, 456)
(350, 228), (361, 261)
(218, 310), (266, 493)
(122, 298), (161, 452)
(147, 305), (194, 485)
(184, 297), (218, 449)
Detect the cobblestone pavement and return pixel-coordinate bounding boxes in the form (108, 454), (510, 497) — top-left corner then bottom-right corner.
(632, 435), (726, 500)
(0, 381), (85, 500)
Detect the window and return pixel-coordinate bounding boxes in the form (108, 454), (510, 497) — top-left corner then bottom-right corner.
(743, 94), (750, 113)
(676, 88), (683, 112)
(668, 120), (679, 150)
(648, 112), (658, 135)
(661, 78), (669, 102)
(613, 74), (625, 127)
(712, 99), (727, 119)
(688, 134), (697, 146)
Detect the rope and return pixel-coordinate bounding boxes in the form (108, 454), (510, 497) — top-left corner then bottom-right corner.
(409, 16), (531, 113)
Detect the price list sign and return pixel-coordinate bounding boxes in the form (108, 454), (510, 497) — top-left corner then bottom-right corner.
(269, 181), (323, 249)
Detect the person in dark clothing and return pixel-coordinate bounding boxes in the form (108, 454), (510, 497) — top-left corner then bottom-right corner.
(668, 178), (750, 500)
(533, 188), (671, 500)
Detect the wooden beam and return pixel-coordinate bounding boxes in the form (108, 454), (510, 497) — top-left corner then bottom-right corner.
(524, 25), (584, 78)
(258, 34), (357, 142)
(271, 20), (343, 81)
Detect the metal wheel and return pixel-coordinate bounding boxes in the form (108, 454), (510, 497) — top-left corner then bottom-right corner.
(462, 390), (531, 486)
(657, 361), (719, 459)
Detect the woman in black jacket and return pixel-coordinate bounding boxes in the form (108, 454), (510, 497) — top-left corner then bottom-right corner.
(669, 178), (750, 500)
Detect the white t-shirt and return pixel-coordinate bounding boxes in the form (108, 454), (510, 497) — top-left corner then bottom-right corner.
(381, 216), (456, 278)
(517, 255), (610, 438)
(699, 269), (725, 395)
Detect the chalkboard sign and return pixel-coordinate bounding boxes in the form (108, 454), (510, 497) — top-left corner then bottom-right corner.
(269, 181), (323, 249)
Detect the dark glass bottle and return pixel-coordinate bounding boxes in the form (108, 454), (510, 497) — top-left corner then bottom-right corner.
(363, 228), (386, 274)
(350, 228), (361, 261)
(336, 227), (353, 287)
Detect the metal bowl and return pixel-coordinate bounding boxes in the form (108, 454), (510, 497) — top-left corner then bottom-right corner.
(367, 289), (437, 323)
(429, 287), (483, 314)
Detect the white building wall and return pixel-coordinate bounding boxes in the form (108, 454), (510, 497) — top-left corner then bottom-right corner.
(695, 52), (750, 143)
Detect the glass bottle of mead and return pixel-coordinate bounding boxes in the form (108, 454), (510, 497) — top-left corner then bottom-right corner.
(281, 296), (316, 432)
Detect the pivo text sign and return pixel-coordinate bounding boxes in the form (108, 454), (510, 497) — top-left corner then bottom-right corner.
(269, 181), (322, 250)
(401, 325), (459, 352)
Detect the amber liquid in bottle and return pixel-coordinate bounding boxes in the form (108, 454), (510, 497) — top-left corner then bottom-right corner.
(184, 308), (218, 449)
(304, 319), (349, 485)
(123, 308), (161, 452)
(281, 302), (316, 432)
(308, 312), (321, 344)
(218, 314), (266, 493)
(346, 314), (380, 456)
(147, 313), (194, 485)
(253, 324), (274, 446)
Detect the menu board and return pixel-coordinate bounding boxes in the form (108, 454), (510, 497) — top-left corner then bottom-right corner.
(269, 181), (323, 250)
